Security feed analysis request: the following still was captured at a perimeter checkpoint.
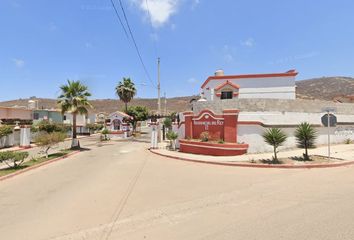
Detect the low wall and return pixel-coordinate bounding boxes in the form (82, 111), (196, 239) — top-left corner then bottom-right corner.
(179, 140), (249, 156)
(193, 98), (354, 115)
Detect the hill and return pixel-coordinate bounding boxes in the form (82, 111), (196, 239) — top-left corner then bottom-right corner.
(0, 96), (197, 114)
(296, 76), (354, 100)
(1, 76), (354, 113)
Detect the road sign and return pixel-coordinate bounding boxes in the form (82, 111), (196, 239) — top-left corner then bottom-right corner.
(321, 113), (337, 127)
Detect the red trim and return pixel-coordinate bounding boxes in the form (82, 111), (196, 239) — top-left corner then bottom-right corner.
(183, 111), (193, 116)
(201, 70), (298, 88)
(179, 140), (248, 156)
(214, 80), (240, 91)
(223, 109), (240, 114)
(191, 109), (224, 120)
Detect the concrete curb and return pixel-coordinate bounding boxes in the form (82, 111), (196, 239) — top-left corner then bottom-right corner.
(149, 149), (354, 169)
(0, 150), (80, 182)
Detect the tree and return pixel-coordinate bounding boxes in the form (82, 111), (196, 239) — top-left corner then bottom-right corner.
(0, 151), (29, 168)
(34, 132), (67, 158)
(115, 78), (137, 112)
(57, 80), (92, 149)
(0, 125), (13, 138)
(262, 128), (287, 162)
(163, 118), (172, 130)
(295, 122), (317, 160)
(125, 106), (149, 132)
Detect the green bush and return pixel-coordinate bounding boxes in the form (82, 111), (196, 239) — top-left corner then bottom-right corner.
(0, 125), (13, 138)
(166, 131), (178, 141)
(0, 151), (29, 168)
(86, 123), (104, 131)
(295, 122), (317, 160)
(263, 128), (287, 162)
(36, 120), (71, 133)
(101, 128), (110, 141)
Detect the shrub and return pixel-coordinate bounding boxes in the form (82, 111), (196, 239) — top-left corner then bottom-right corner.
(0, 151), (29, 168)
(218, 139), (225, 144)
(0, 125), (13, 138)
(34, 132), (67, 158)
(263, 128), (287, 162)
(166, 131), (178, 150)
(345, 139), (352, 144)
(200, 131), (210, 142)
(86, 123), (104, 132)
(37, 120), (71, 133)
(295, 122), (317, 160)
(101, 128), (110, 141)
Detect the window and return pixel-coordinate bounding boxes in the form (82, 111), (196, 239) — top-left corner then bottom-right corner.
(33, 113), (39, 120)
(221, 91), (233, 100)
(63, 115), (67, 121)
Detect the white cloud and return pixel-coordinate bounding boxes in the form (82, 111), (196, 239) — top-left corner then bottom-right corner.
(12, 58), (25, 68)
(269, 52), (319, 65)
(241, 38), (255, 47)
(131, 0), (180, 28)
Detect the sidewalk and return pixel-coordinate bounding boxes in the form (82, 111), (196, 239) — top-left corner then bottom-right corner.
(151, 143), (354, 168)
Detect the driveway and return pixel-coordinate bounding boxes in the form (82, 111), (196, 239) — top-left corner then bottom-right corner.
(1, 137), (354, 239)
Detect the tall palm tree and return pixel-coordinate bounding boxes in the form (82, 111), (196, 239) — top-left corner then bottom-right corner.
(57, 80), (92, 149)
(115, 78), (136, 112)
(295, 122), (317, 160)
(263, 128), (287, 162)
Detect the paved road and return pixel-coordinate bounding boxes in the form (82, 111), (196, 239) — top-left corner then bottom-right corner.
(1, 137), (354, 239)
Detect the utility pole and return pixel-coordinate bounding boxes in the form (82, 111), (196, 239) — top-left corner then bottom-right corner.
(157, 57), (161, 115)
(164, 92), (167, 116)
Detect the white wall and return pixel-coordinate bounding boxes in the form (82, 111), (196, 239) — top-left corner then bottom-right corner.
(203, 76), (296, 101)
(238, 111), (354, 153)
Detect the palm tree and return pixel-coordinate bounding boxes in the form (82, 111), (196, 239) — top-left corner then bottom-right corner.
(57, 80), (92, 149)
(295, 122), (317, 160)
(263, 128), (287, 162)
(115, 78), (137, 112)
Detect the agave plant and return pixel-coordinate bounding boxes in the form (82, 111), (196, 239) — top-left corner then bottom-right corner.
(263, 128), (287, 162)
(295, 122), (317, 160)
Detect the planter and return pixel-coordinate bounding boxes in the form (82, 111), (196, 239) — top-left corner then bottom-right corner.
(179, 139), (249, 156)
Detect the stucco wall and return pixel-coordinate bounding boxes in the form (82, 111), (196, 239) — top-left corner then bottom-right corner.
(193, 98), (354, 115)
(238, 124), (354, 153)
(0, 107), (32, 120)
(202, 76), (296, 101)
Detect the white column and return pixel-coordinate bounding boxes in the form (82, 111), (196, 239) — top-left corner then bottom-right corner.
(20, 126), (31, 148)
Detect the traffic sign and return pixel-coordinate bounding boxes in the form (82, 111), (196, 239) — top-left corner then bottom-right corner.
(321, 113), (337, 127)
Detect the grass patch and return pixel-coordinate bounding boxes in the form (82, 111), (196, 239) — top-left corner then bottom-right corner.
(0, 149), (74, 177)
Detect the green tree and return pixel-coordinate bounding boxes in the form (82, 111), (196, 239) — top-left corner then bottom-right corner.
(57, 80), (92, 148)
(0, 125), (13, 138)
(262, 128), (287, 162)
(295, 122), (317, 160)
(115, 78), (137, 112)
(163, 118), (172, 130)
(125, 106), (149, 132)
(34, 132), (67, 158)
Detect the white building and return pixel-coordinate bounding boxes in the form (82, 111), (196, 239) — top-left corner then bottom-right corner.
(201, 69), (297, 101)
(107, 111), (132, 132)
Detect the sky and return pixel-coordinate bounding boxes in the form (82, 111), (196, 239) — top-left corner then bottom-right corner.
(1, 0), (354, 101)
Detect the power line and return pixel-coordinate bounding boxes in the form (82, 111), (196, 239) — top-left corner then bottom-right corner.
(115, 0), (157, 88)
(109, 0), (129, 39)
